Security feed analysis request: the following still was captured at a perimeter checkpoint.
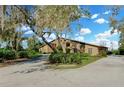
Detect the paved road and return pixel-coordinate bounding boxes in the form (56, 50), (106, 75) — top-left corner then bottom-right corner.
(0, 56), (124, 87)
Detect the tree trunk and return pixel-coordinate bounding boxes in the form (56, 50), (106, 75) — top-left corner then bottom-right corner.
(14, 6), (58, 53)
(41, 36), (58, 53)
(56, 34), (66, 53)
(1, 6), (4, 31)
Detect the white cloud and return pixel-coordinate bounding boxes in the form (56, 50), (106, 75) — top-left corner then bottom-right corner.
(74, 36), (84, 42)
(80, 28), (92, 35)
(91, 14), (99, 19)
(24, 30), (34, 35)
(90, 38), (109, 46)
(72, 28), (91, 42)
(22, 40), (28, 49)
(103, 10), (111, 15)
(90, 39), (119, 50)
(21, 25), (31, 31)
(94, 18), (108, 24)
(75, 33), (79, 37)
(90, 28), (119, 50)
(95, 28), (118, 39)
(43, 33), (56, 42)
(49, 33), (56, 40)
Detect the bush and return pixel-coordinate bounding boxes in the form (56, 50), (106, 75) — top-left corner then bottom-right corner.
(81, 53), (90, 57)
(49, 52), (90, 64)
(119, 48), (124, 55)
(0, 49), (17, 60)
(27, 50), (38, 58)
(107, 51), (112, 55)
(3, 50), (16, 60)
(99, 50), (107, 57)
(18, 51), (29, 58)
(112, 50), (119, 55)
(18, 50), (40, 58)
(0, 49), (4, 58)
(0, 48), (41, 61)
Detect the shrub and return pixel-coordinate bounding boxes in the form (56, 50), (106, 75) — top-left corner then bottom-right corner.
(49, 52), (89, 64)
(0, 49), (4, 58)
(81, 53), (90, 57)
(18, 51), (29, 58)
(107, 51), (112, 55)
(112, 50), (119, 55)
(18, 50), (40, 58)
(99, 50), (107, 57)
(70, 53), (83, 64)
(119, 48), (124, 55)
(0, 49), (17, 60)
(49, 52), (64, 63)
(3, 49), (16, 60)
(27, 50), (38, 58)
(66, 48), (71, 53)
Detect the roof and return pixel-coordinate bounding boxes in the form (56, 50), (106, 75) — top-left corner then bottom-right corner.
(41, 38), (108, 48)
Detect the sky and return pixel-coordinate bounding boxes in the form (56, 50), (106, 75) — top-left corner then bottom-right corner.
(22, 5), (124, 50)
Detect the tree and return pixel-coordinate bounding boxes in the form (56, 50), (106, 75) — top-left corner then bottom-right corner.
(27, 35), (42, 52)
(0, 5), (90, 53)
(27, 35), (36, 50)
(0, 6), (27, 51)
(34, 6), (90, 53)
(109, 6), (124, 53)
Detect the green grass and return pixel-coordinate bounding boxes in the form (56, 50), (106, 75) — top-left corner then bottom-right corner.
(51, 56), (103, 69)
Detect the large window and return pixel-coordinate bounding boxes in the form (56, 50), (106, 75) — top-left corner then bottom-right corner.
(88, 48), (92, 54)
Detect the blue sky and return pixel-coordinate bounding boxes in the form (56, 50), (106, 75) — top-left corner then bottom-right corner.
(22, 5), (124, 50)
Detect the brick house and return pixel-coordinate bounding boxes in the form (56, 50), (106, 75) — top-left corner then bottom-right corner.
(39, 38), (108, 56)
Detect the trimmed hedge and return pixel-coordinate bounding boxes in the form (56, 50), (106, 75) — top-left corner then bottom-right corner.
(49, 52), (90, 64)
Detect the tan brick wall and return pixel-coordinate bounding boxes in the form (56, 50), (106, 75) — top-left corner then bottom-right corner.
(39, 45), (53, 53)
(39, 39), (64, 53)
(85, 44), (99, 56)
(39, 38), (105, 56)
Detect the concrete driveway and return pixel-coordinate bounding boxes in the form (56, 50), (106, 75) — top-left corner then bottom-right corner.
(0, 56), (124, 87)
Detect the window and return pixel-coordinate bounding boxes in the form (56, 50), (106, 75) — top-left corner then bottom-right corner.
(88, 48), (92, 54)
(66, 42), (70, 47)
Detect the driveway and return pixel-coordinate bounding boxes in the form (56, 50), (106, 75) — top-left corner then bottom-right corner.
(0, 56), (124, 87)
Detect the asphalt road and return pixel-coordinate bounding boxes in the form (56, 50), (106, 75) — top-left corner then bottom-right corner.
(0, 55), (124, 87)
